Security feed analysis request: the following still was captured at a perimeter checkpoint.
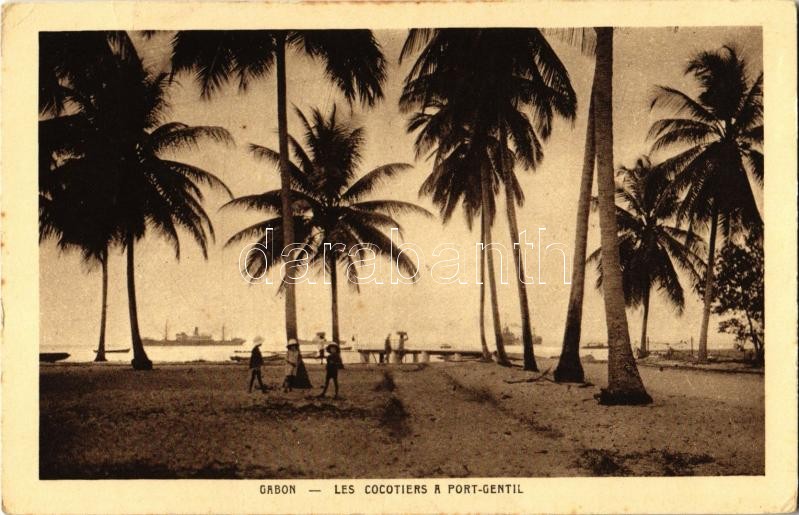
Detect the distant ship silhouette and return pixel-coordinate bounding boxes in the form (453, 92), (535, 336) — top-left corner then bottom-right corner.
(143, 323), (245, 346)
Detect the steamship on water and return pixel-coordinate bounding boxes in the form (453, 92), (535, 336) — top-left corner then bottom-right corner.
(143, 323), (245, 346)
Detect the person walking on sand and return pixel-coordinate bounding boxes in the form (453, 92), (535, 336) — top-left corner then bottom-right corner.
(248, 340), (266, 393)
(318, 342), (344, 399)
(282, 339), (313, 392)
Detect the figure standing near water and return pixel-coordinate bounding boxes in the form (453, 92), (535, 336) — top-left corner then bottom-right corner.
(397, 331), (408, 363)
(316, 332), (326, 365)
(383, 334), (392, 364)
(248, 340), (266, 393)
(318, 342), (344, 399)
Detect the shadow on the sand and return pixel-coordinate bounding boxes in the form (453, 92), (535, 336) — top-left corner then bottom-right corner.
(41, 460), (308, 479)
(233, 400), (371, 419)
(576, 448), (715, 476)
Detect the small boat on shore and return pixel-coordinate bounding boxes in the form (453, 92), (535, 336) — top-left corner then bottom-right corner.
(94, 348), (129, 354)
(230, 353), (285, 363)
(40, 352), (70, 363)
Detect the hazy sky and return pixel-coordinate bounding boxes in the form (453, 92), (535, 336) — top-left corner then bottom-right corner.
(40, 27), (762, 350)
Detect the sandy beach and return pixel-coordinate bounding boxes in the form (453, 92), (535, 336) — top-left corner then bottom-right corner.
(40, 358), (763, 478)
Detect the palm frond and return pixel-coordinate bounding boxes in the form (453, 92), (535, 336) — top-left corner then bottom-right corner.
(650, 85), (716, 123)
(351, 200), (434, 220)
(248, 143), (315, 194)
(160, 160), (233, 198)
(342, 163), (414, 202)
(171, 31), (277, 99)
(150, 123), (234, 154)
(540, 28), (596, 56)
(293, 30), (386, 106)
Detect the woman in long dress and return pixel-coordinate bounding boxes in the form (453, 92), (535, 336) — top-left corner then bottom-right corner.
(283, 339), (312, 392)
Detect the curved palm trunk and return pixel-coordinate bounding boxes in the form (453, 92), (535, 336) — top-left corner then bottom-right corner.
(481, 169), (509, 366)
(697, 205), (718, 363)
(478, 215), (491, 360)
(126, 233), (152, 370)
(593, 28), (650, 404)
(500, 126), (537, 372)
(639, 286), (650, 357)
(330, 260), (340, 344)
(276, 32), (299, 342)
(94, 249), (108, 362)
(555, 80), (596, 383)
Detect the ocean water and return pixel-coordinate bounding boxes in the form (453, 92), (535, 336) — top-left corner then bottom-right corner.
(40, 339), (730, 365)
(39, 343), (607, 364)
(39, 343), (376, 365)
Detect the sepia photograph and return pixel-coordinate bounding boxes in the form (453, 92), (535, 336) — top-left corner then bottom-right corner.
(37, 24), (766, 478)
(2, 1), (797, 513)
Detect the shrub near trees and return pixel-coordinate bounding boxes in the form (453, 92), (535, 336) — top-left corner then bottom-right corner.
(704, 230), (764, 364)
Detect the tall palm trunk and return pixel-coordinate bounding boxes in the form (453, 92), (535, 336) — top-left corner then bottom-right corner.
(593, 28), (650, 404)
(276, 31), (299, 342)
(94, 249), (109, 362)
(126, 233), (152, 370)
(480, 167), (509, 366)
(697, 204), (718, 363)
(329, 259), (340, 344)
(639, 286), (650, 357)
(478, 215), (491, 360)
(499, 125), (537, 371)
(555, 82), (596, 383)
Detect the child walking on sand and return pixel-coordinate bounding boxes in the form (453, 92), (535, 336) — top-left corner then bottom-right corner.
(318, 342), (344, 399)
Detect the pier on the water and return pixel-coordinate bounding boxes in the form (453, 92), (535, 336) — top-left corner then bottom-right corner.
(356, 347), (484, 364)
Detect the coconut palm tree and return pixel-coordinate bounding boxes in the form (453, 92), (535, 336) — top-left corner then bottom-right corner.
(412, 114), (502, 361)
(648, 45), (762, 363)
(587, 156), (705, 357)
(39, 118), (120, 362)
(45, 35), (234, 369)
(224, 106), (431, 344)
(39, 31), (139, 117)
(539, 28), (599, 383)
(40, 31), (141, 361)
(554, 85), (595, 382)
(402, 95), (512, 365)
(400, 28), (577, 370)
(540, 28), (651, 398)
(592, 28), (652, 404)
(39, 31), (137, 362)
(170, 30), (386, 343)
(40, 68), (121, 360)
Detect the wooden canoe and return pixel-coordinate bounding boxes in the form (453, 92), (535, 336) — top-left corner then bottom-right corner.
(40, 352), (70, 363)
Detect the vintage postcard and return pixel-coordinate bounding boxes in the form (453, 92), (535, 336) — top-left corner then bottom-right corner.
(1, 0), (797, 513)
